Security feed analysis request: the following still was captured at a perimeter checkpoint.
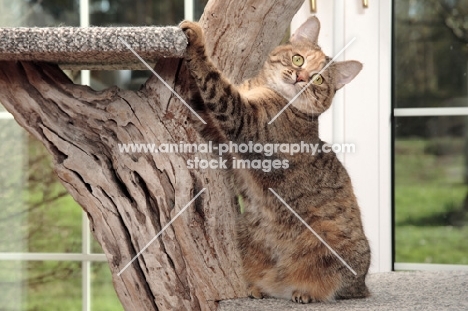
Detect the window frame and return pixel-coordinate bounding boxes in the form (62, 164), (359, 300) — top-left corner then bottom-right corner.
(392, 0), (468, 271)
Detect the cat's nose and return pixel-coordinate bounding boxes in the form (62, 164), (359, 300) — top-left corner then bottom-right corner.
(296, 71), (308, 83)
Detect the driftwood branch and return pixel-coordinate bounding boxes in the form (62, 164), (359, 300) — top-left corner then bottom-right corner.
(0, 1), (304, 310)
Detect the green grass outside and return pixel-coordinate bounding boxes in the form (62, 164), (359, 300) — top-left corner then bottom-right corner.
(0, 130), (123, 310)
(25, 196), (124, 311)
(0, 193), (124, 311)
(395, 226), (468, 264)
(395, 138), (468, 264)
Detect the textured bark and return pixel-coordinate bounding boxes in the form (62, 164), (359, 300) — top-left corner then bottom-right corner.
(0, 1), (303, 310)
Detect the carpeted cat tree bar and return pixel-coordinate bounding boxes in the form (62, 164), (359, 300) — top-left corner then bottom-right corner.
(0, 26), (187, 70)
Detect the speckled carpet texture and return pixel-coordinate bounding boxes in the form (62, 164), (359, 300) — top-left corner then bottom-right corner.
(219, 271), (468, 311)
(0, 26), (187, 69)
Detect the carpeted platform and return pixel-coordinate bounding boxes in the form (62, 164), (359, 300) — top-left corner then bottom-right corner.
(218, 271), (468, 311)
(0, 26), (187, 70)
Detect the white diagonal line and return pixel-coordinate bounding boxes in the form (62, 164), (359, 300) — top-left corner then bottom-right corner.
(268, 188), (357, 276)
(117, 188), (206, 276)
(268, 37), (357, 124)
(118, 37), (207, 124)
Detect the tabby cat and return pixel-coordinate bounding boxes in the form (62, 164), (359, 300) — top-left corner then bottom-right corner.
(180, 16), (371, 303)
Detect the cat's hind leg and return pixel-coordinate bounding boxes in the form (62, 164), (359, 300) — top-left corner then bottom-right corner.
(288, 272), (341, 303)
(237, 214), (276, 300)
(281, 254), (342, 303)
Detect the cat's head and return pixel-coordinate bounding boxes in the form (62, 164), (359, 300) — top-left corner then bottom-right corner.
(264, 16), (362, 115)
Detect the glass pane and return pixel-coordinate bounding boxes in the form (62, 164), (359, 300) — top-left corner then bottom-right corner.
(0, 118), (82, 253)
(394, 0), (468, 108)
(0, 260), (82, 311)
(90, 0), (184, 26)
(0, 112), (86, 253)
(0, 120), (27, 253)
(394, 116), (468, 264)
(194, 0), (209, 20)
(29, 261), (82, 311)
(27, 138), (82, 253)
(0, 0), (79, 27)
(92, 263), (124, 310)
(0, 261), (26, 310)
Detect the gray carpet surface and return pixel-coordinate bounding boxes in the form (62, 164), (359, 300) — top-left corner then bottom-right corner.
(0, 26), (187, 69)
(218, 271), (468, 311)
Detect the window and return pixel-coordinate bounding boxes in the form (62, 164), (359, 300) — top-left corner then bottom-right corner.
(393, 0), (468, 270)
(0, 0), (208, 310)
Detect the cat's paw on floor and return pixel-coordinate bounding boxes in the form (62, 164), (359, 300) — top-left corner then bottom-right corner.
(247, 285), (265, 299)
(292, 290), (316, 304)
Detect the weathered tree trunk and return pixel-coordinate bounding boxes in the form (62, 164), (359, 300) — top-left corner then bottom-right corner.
(0, 1), (303, 310)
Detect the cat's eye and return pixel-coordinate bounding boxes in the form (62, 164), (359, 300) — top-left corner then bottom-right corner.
(292, 55), (304, 67)
(312, 74), (323, 85)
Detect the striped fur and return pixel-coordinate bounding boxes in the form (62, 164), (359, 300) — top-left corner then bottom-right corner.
(180, 17), (370, 303)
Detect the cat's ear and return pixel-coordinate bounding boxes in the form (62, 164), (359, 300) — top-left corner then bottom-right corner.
(290, 16), (320, 45)
(333, 60), (363, 90)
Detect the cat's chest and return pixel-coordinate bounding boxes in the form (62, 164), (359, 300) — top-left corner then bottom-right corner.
(268, 120), (319, 146)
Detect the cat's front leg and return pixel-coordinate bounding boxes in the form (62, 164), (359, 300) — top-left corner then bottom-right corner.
(180, 21), (251, 139)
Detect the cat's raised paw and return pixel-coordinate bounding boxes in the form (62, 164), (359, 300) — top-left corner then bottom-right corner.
(292, 290), (315, 304)
(179, 21), (204, 49)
